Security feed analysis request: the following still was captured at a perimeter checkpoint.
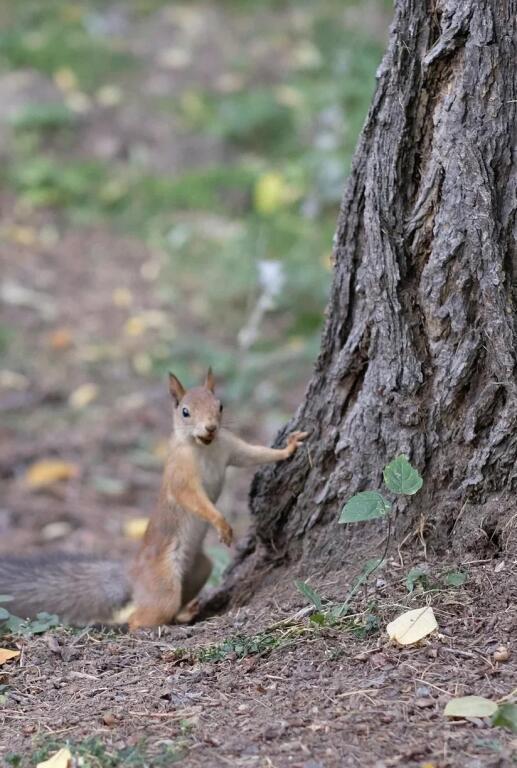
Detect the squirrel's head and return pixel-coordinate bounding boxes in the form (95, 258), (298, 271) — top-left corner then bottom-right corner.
(169, 368), (223, 446)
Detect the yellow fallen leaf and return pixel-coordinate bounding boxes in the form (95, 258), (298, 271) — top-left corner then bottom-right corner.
(53, 67), (78, 92)
(386, 606), (438, 646)
(444, 695), (498, 719)
(25, 460), (79, 490)
(69, 383), (98, 410)
(125, 311), (168, 337)
(96, 84), (123, 107)
(37, 747), (72, 768)
(65, 92), (91, 114)
(254, 172), (287, 215)
(124, 315), (146, 337)
(291, 42), (322, 70)
(112, 287), (133, 307)
(124, 517), (149, 540)
(49, 328), (73, 350)
(132, 352), (152, 375)
(274, 85), (304, 108)
(215, 72), (244, 93)
(253, 172), (301, 215)
(157, 47), (191, 70)
(8, 225), (37, 246)
(0, 649), (20, 665)
(0, 370), (29, 391)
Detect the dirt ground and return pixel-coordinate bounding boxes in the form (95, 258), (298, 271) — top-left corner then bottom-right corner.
(0, 2), (516, 766)
(1, 552), (516, 767)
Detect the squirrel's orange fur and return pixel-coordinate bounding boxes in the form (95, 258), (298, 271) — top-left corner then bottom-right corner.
(128, 368), (307, 628)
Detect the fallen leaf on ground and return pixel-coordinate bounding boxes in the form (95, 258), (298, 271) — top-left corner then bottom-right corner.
(25, 460), (79, 490)
(41, 521), (73, 541)
(124, 517), (149, 540)
(49, 328), (73, 350)
(254, 172), (300, 215)
(444, 695), (498, 719)
(68, 383), (98, 409)
(36, 747), (72, 768)
(0, 648), (20, 665)
(0, 370), (29, 390)
(386, 606), (438, 646)
(112, 287), (133, 307)
(53, 67), (78, 92)
(96, 84), (123, 106)
(494, 646), (510, 662)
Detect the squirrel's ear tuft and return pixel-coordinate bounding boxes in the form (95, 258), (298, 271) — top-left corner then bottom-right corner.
(169, 372), (186, 405)
(205, 366), (215, 392)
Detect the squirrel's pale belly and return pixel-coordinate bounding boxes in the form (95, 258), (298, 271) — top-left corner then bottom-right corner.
(194, 440), (227, 501)
(173, 439), (228, 573)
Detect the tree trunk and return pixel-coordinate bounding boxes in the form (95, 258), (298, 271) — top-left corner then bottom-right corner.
(213, 0), (517, 608)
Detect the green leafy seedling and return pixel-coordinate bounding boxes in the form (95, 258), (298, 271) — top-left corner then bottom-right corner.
(339, 491), (390, 523)
(444, 570), (468, 587)
(492, 703), (517, 733)
(334, 557), (384, 618)
(295, 580), (323, 611)
(405, 566), (428, 593)
(383, 455), (423, 495)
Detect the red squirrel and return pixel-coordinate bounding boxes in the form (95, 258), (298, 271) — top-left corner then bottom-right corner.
(0, 369), (307, 628)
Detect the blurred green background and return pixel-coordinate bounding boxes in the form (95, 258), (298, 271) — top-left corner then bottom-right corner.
(0, 0), (389, 558)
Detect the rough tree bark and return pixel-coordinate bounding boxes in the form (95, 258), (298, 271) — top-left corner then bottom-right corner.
(215, 0), (516, 605)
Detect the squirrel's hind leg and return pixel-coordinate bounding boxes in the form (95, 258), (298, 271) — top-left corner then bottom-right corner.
(175, 551), (213, 624)
(182, 551), (213, 605)
(128, 552), (183, 630)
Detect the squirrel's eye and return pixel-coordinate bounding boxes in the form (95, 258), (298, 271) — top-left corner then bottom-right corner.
(219, 403), (223, 413)
(182, 407), (190, 418)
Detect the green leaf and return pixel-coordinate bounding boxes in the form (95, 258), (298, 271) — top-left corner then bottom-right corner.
(444, 696), (498, 719)
(309, 612), (326, 626)
(294, 580), (323, 611)
(1, 612), (60, 637)
(0, 607), (10, 621)
(339, 491), (390, 524)
(383, 455), (423, 495)
(405, 567), (428, 593)
(3, 615), (24, 634)
(492, 703), (517, 733)
(445, 570), (468, 587)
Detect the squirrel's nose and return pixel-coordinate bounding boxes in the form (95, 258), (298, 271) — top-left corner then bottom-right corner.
(206, 424), (217, 434)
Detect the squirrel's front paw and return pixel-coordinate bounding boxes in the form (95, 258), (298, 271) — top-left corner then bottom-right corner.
(285, 430), (309, 456)
(217, 519), (234, 547)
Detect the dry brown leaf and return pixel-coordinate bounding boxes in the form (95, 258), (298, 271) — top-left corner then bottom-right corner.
(386, 606), (438, 646)
(36, 747), (72, 768)
(25, 460), (79, 490)
(0, 648), (20, 665)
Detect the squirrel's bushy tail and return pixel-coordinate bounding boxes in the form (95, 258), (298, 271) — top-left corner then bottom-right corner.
(0, 553), (131, 624)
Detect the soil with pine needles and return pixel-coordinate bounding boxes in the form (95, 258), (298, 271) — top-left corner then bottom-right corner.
(1, 551), (516, 767)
